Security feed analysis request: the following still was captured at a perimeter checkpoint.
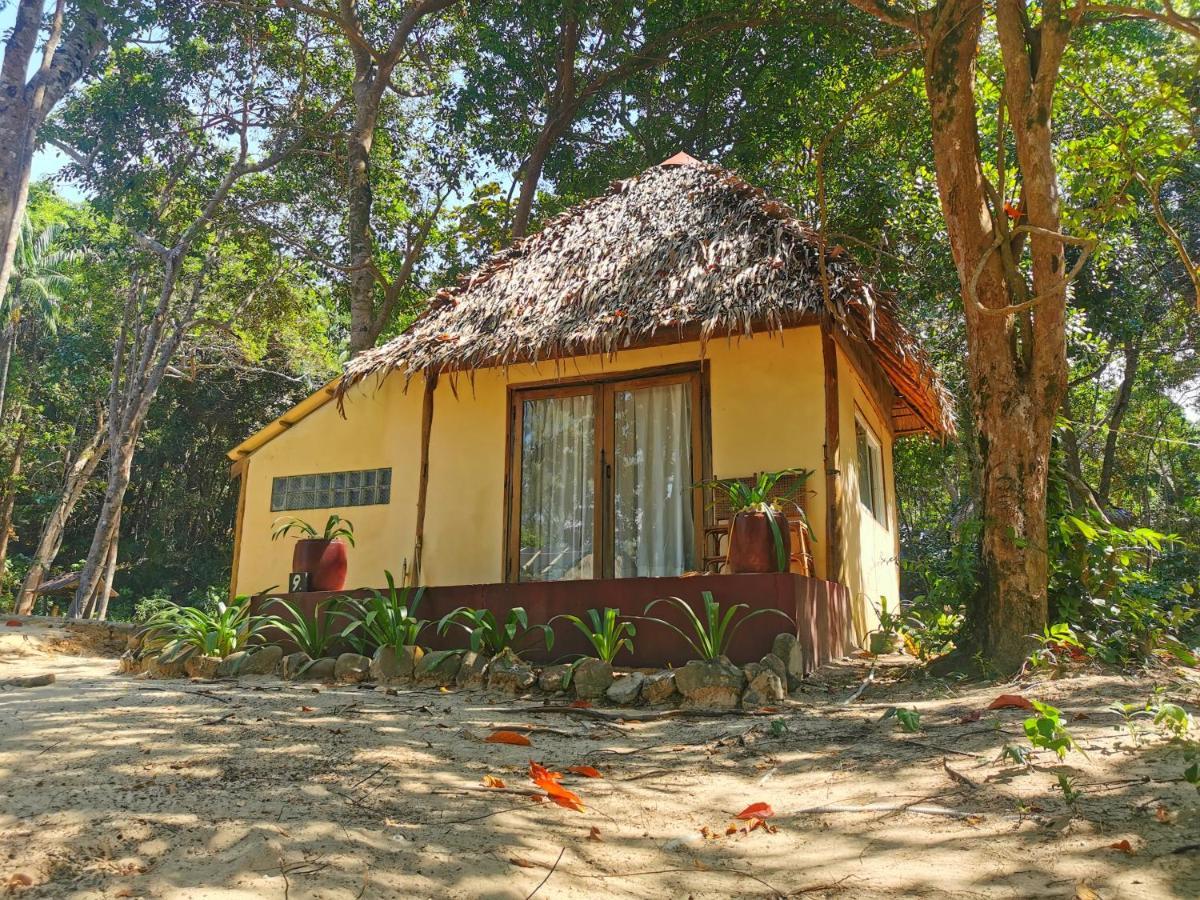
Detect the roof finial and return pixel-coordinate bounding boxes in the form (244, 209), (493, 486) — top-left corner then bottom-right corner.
(660, 151), (701, 167)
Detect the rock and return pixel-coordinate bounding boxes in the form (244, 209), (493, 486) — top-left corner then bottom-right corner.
(145, 653), (187, 679)
(771, 633), (806, 690)
(538, 663), (573, 693)
(414, 650), (463, 686)
(334, 652), (372, 683)
(280, 651), (313, 680)
(117, 650), (139, 674)
(606, 671), (644, 705)
(371, 645), (423, 683)
(486, 647), (536, 694)
(641, 669), (677, 705)
(184, 655), (221, 679)
(300, 657), (337, 682)
(675, 657), (745, 710)
(759, 653), (787, 684)
(216, 650), (249, 678)
(240, 645), (283, 676)
(455, 651), (490, 689)
(742, 669), (785, 708)
(572, 658), (614, 699)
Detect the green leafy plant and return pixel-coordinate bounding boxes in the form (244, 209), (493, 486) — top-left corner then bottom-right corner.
(271, 514), (356, 547)
(1027, 622), (1086, 672)
(436, 606), (553, 656)
(640, 591), (793, 661)
(880, 706), (921, 733)
(1023, 701), (1081, 759)
(1056, 772), (1082, 807)
(263, 595), (346, 658)
(1149, 700), (1191, 739)
(139, 595), (275, 661)
(550, 607), (635, 663)
(698, 468), (812, 571)
(999, 744), (1032, 768)
(1107, 701), (1145, 746)
(340, 571), (428, 653)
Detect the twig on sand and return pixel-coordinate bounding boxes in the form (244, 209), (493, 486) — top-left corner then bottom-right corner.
(841, 667), (875, 704)
(481, 722), (583, 738)
(201, 712), (235, 726)
(525, 846), (565, 899)
(942, 758), (980, 790)
(793, 802), (990, 820)
(905, 740), (983, 759)
(440, 804), (532, 825)
(0, 673), (55, 688)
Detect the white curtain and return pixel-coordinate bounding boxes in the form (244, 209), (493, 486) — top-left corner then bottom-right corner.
(613, 382), (695, 577)
(519, 394), (595, 581)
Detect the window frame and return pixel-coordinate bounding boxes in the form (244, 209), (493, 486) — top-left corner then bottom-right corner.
(504, 364), (707, 582)
(270, 466), (392, 512)
(854, 413), (887, 527)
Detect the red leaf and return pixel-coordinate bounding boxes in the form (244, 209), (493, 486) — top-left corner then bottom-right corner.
(486, 730), (532, 746)
(1107, 839), (1134, 854)
(587, 826), (603, 841)
(529, 760), (560, 783)
(570, 699), (592, 709)
(987, 694), (1034, 711)
(4, 619), (22, 627)
(567, 765), (602, 778)
(735, 802), (775, 820)
(958, 709), (983, 724)
(1004, 201), (1022, 219)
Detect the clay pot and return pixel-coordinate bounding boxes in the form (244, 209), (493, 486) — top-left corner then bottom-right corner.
(727, 509), (791, 574)
(291, 538), (349, 592)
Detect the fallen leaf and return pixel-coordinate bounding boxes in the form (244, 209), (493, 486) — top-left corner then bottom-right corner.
(1155, 805), (1173, 823)
(510, 857), (537, 869)
(958, 709), (983, 724)
(546, 787), (585, 812)
(300, 705), (315, 713)
(1072, 712), (1091, 721)
(1107, 839), (1134, 854)
(529, 760), (561, 783)
(486, 730), (532, 746)
(439, 686), (451, 693)
(6, 873), (33, 888)
(725, 823), (738, 836)
(587, 825), (602, 841)
(567, 765), (602, 778)
(482, 775), (506, 788)
(987, 694), (1034, 711)
(570, 699), (592, 708)
(4, 619), (22, 627)
(1074, 881), (1101, 900)
(735, 802), (775, 820)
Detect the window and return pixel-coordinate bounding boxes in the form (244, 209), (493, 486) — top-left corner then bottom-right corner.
(508, 369), (703, 582)
(271, 467), (391, 512)
(855, 417), (886, 525)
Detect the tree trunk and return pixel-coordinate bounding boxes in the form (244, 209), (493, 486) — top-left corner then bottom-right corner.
(90, 508), (120, 620)
(921, 0), (1068, 670)
(15, 425), (107, 614)
(0, 325), (16, 422)
(0, 423), (27, 580)
(69, 438), (133, 618)
(346, 91), (380, 355)
(511, 128), (557, 241)
(1097, 339), (1139, 504)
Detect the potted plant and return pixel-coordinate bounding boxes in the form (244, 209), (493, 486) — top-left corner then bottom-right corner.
(271, 514), (355, 591)
(868, 596), (904, 655)
(699, 469), (811, 574)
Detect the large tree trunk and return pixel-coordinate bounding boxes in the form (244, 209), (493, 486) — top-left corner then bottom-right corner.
(0, 325), (16, 421)
(0, 423), (27, 580)
(1097, 339), (1140, 504)
(921, 0), (1069, 670)
(346, 90), (380, 355)
(510, 129), (556, 241)
(15, 424), (107, 614)
(69, 438), (133, 618)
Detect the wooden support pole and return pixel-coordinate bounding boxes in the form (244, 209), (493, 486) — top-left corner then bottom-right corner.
(821, 322), (844, 584)
(411, 370), (438, 586)
(228, 456), (249, 601)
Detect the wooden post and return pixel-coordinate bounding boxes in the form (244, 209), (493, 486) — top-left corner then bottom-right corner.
(228, 456), (250, 600)
(821, 323), (844, 584)
(411, 370), (438, 586)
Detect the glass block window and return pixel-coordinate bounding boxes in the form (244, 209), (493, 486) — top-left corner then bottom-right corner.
(271, 467), (391, 512)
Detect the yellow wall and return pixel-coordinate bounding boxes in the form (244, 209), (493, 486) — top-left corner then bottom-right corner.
(233, 326), (849, 598)
(836, 343), (900, 642)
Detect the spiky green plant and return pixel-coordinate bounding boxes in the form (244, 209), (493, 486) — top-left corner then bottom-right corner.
(640, 591), (793, 660)
(436, 606), (553, 656)
(697, 468), (812, 570)
(263, 595), (346, 658)
(551, 607), (635, 663)
(270, 514), (356, 547)
(139, 595), (275, 661)
(340, 570), (427, 652)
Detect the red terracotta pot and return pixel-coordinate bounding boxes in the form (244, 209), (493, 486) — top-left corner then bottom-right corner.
(727, 509), (791, 574)
(291, 538), (349, 592)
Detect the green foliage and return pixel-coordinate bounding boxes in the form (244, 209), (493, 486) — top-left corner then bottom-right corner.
(436, 606), (553, 656)
(271, 514), (356, 547)
(698, 469), (812, 571)
(139, 595), (273, 660)
(640, 591), (793, 661)
(1023, 701), (1080, 760)
(551, 607), (635, 663)
(881, 707), (922, 733)
(263, 596), (344, 659)
(340, 572), (427, 653)
(1056, 773), (1082, 807)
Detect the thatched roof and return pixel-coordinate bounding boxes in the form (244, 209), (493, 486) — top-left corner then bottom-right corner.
(343, 155), (953, 437)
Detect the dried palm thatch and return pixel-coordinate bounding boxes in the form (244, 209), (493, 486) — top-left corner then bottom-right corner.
(342, 156), (953, 436)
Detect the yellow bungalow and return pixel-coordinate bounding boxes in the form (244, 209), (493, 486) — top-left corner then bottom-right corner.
(227, 154), (951, 661)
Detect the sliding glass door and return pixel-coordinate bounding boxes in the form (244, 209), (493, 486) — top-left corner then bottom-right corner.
(509, 370), (702, 582)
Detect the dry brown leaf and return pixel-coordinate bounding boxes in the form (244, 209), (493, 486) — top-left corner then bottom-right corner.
(485, 730), (532, 746)
(482, 775), (506, 788)
(6, 873), (33, 888)
(566, 765), (602, 778)
(987, 694), (1034, 711)
(510, 857), (537, 869)
(1107, 839), (1134, 854)
(587, 826), (602, 842)
(1074, 881), (1102, 900)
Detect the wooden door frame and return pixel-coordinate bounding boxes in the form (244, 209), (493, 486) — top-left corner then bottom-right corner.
(504, 362), (709, 583)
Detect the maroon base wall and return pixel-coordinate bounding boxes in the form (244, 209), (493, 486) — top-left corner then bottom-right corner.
(249, 573), (853, 672)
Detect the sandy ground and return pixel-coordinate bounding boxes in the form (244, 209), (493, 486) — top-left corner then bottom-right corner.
(0, 622), (1198, 899)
